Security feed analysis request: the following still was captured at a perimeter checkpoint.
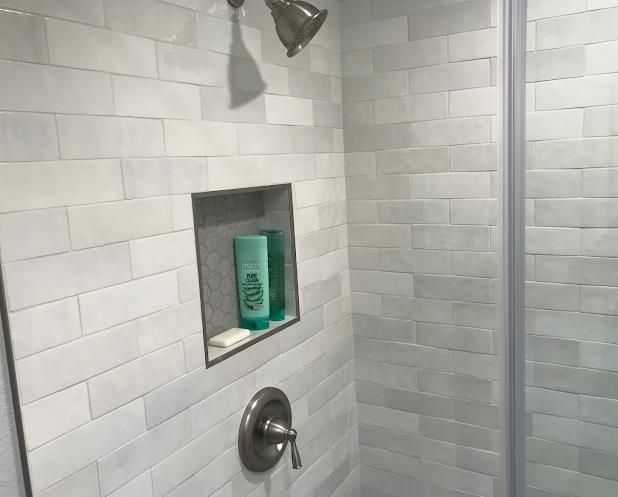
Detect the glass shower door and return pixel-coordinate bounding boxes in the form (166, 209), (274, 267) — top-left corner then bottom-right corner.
(523, 2), (618, 496)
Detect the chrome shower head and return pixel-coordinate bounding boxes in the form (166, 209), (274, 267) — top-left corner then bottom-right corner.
(228, 0), (328, 58)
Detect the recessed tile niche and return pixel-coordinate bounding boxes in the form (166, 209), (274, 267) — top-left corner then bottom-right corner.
(192, 184), (300, 367)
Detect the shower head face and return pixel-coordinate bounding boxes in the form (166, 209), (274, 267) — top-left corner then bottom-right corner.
(269, 1), (328, 57)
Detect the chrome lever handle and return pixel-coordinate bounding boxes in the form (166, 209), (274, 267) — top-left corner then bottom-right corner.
(289, 431), (302, 469)
(261, 418), (302, 470)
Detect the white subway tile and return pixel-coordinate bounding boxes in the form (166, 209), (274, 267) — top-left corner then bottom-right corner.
(197, 15), (260, 57)
(108, 472), (153, 497)
(348, 224), (412, 248)
(113, 76), (200, 120)
(130, 230), (196, 278)
(582, 229), (618, 257)
(208, 155), (271, 189)
(29, 400), (146, 492)
(526, 46), (585, 82)
(536, 8), (618, 50)
(22, 383), (91, 450)
(412, 172), (491, 199)
(265, 95), (314, 125)
(535, 137), (618, 170)
(313, 101), (343, 128)
(587, 40), (618, 75)
(68, 198), (172, 250)
(414, 274), (491, 304)
(588, 0), (618, 7)
(449, 87), (497, 118)
(342, 16), (408, 51)
(410, 0), (491, 39)
(171, 195), (194, 231)
(4, 243), (131, 311)
(450, 143), (498, 171)
(122, 158), (208, 199)
(581, 342), (618, 371)
(377, 200), (449, 224)
(536, 198), (618, 227)
(370, 0), (450, 20)
(526, 170), (582, 198)
(448, 28), (497, 62)
(0, 112), (58, 162)
(413, 225), (490, 251)
(536, 74), (618, 110)
(157, 42), (229, 87)
(343, 102), (374, 128)
(410, 59), (490, 94)
(0, 0), (104, 25)
(232, 59), (288, 94)
(17, 322), (138, 403)
(412, 117), (491, 147)
(9, 298), (81, 359)
(343, 72), (409, 103)
(0, 208), (69, 262)
(584, 106), (618, 138)
(150, 416), (236, 497)
(526, 110), (583, 141)
(201, 87), (266, 123)
(0, 61), (113, 114)
(183, 332), (206, 371)
(136, 300), (202, 355)
(374, 93), (448, 125)
(57, 116), (164, 160)
(451, 199), (498, 225)
(373, 37), (447, 73)
(344, 124), (412, 152)
(0, 9), (47, 63)
(236, 124), (292, 155)
(104, 0), (196, 45)
(526, 228), (581, 256)
(89, 343), (185, 417)
(0, 160), (122, 214)
(164, 120), (238, 157)
(527, 0), (586, 21)
(190, 375), (256, 437)
(347, 175), (411, 200)
(536, 255), (618, 286)
(79, 271), (179, 333)
(342, 50), (373, 78)
(581, 286), (618, 316)
(36, 465), (100, 497)
(47, 18), (157, 76)
(310, 45), (341, 77)
(98, 413), (191, 496)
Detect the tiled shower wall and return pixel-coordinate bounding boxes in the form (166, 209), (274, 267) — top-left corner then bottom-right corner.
(341, 1), (502, 496)
(525, 2), (618, 496)
(0, 1), (360, 496)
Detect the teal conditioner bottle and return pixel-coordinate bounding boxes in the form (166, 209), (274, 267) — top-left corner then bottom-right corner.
(234, 235), (270, 331)
(261, 229), (286, 321)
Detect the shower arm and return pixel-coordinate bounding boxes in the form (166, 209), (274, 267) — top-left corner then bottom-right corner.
(228, 0), (283, 8)
(227, 0), (286, 10)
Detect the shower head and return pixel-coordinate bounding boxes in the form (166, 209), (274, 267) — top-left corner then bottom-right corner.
(228, 0), (328, 58)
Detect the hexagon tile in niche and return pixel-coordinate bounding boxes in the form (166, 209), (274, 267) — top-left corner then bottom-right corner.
(192, 185), (300, 367)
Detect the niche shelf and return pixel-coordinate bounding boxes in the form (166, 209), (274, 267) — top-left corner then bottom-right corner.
(192, 184), (300, 367)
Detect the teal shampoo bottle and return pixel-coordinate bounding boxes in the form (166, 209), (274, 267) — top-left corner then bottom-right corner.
(234, 235), (270, 331)
(261, 230), (286, 321)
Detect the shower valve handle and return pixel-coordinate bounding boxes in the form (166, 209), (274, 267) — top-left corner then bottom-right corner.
(260, 418), (302, 469)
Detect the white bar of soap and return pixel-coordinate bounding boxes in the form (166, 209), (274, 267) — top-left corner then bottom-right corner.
(208, 328), (251, 348)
